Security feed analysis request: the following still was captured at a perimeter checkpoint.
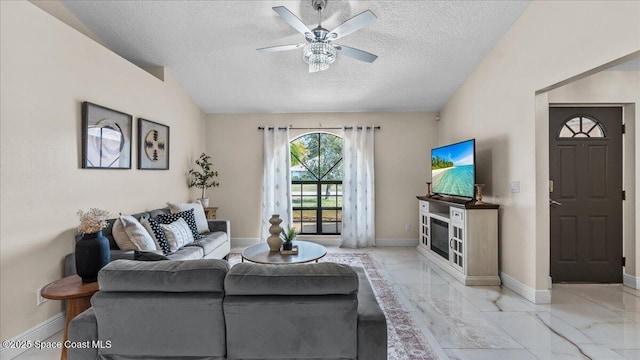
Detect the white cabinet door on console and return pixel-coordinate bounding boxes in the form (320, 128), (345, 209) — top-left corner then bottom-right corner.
(449, 207), (465, 273)
(419, 201), (429, 248)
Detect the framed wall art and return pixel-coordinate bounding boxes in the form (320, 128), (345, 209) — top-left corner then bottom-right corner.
(82, 102), (132, 169)
(138, 118), (169, 170)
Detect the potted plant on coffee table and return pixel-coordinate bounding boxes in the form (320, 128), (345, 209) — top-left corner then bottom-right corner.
(187, 152), (219, 208)
(280, 226), (298, 251)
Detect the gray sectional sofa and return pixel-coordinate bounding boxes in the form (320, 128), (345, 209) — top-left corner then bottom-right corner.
(103, 207), (231, 261)
(66, 207), (231, 275)
(68, 259), (387, 360)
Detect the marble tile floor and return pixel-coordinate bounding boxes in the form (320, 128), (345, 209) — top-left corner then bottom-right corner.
(14, 247), (640, 360)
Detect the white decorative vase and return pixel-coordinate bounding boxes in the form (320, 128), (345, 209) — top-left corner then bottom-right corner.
(199, 198), (210, 208)
(266, 214), (284, 252)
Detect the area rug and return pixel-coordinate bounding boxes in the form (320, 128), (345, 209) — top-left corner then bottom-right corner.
(228, 253), (438, 360)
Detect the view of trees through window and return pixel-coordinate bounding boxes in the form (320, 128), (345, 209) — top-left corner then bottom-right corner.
(290, 133), (343, 235)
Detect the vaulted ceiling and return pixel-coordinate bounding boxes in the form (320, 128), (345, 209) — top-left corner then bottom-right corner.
(58, 0), (533, 113)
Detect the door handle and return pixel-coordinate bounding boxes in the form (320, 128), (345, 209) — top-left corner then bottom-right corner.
(549, 199), (563, 206)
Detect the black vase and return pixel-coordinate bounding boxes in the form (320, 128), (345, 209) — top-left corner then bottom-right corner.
(75, 230), (110, 283)
(282, 242), (293, 251)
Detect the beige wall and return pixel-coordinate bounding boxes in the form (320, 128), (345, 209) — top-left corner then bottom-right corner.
(205, 112), (438, 243)
(438, 0), (639, 301)
(548, 71), (639, 283)
(0, 1), (206, 340)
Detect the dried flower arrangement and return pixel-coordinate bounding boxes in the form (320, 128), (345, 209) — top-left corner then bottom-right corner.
(77, 208), (111, 235)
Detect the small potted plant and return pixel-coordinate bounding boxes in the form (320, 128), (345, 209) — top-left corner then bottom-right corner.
(187, 153), (220, 207)
(280, 226), (298, 251)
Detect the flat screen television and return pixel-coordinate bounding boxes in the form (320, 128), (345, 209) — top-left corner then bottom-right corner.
(431, 139), (476, 199)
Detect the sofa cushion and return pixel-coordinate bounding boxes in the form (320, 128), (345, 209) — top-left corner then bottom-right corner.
(156, 208), (202, 240)
(167, 202), (209, 234)
(186, 231), (228, 256)
(160, 218), (194, 251)
(224, 263), (359, 360)
(98, 259), (229, 292)
(120, 215), (156, 250)
(225, 262), (358, 296)
(167, 246), (204, 260)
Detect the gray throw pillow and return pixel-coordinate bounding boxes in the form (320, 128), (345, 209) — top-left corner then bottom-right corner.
(120, 215), (157, 251)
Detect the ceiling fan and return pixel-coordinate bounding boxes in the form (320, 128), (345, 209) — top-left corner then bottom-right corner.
(257, 0), (378, 73)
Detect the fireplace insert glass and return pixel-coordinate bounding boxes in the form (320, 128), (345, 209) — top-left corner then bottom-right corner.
(430, 217), (449, 259)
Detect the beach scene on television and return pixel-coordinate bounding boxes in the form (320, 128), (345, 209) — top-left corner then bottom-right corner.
(431, 140), (475, 198)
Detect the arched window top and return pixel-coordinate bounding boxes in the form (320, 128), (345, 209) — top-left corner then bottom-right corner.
(558, 116), (605, 138)
(290, 132), (343, 181)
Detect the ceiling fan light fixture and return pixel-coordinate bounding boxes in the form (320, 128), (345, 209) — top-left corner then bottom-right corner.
(303, 42), (336, 72)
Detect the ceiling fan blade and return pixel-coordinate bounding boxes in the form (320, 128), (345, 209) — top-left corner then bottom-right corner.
(272, 6), (313, 37)
(328, 10), (377, 40)
(257, 44), (304, 53)
(335, 45), (378, 63)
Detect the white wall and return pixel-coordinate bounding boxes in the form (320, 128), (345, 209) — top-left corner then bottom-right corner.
(0, 1), (206, 340)
(548, 71), (639, 285)
(438, 0), (639, 302)
(205, 112), (438, 244)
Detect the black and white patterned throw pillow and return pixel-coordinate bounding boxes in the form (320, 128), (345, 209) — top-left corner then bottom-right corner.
(140, 216), (171, 255)
(156, 208), (202, 241)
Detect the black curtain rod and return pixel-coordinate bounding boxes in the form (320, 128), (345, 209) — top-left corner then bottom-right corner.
(258, 126), (381, 130)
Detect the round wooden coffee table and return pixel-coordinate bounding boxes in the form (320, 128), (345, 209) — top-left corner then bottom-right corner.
(41, 275), (99, 360)
(242, 240), (327, 264)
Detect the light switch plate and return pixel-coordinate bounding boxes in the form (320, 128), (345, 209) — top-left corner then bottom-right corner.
(510, 180), (520, 193)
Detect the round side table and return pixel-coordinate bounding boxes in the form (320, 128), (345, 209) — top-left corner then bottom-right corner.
(41, 275), (99, 360)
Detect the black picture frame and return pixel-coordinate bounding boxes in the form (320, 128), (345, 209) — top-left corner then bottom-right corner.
(138, 118), (170, 170)
(81, 102), (132, 169)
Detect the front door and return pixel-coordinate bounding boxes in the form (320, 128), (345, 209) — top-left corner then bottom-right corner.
(549, 107), (623, 283)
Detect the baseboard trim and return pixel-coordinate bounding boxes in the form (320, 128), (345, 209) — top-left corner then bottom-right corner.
(0, 312), (64, 359)
(623, 273), (640, 289)
(376, 239), (419, 247)
(232, 238), (418, 247)
(500, 272), (551, 304)
(230, 238), (258, 246)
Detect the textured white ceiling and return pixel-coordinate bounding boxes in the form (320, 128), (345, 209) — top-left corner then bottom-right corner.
(60, 0), (531, 113)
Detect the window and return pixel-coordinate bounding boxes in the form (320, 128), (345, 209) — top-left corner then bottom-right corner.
(290, 133), (343, 235)
(558, 116), (605, 138)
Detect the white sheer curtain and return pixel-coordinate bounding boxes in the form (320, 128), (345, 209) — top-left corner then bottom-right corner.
(341, 127), (375, 248)
(261, 127), (292, 242)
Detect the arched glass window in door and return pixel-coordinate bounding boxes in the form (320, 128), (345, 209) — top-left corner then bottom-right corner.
(558, 116), (606, 138)
(290, 133), (343, 235)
